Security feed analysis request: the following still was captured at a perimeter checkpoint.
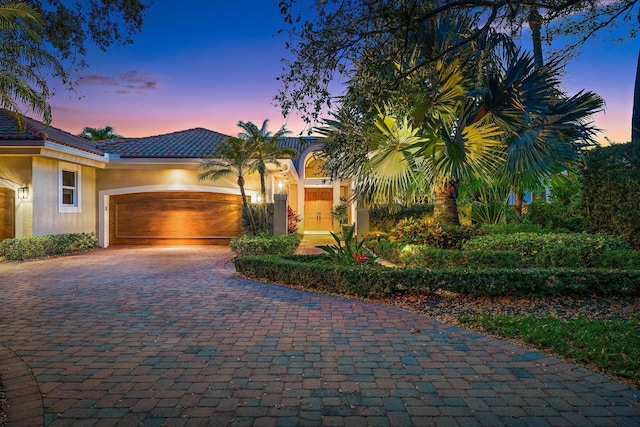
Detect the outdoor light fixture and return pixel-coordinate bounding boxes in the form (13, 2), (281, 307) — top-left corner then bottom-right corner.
(17, 187), (29, 199)
(277, 180), (284, 193)
(256, 194), (262, 203)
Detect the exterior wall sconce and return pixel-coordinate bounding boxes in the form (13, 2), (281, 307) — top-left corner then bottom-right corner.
(277, 180), (284, 193)
(255, 194), (262, 203)
(17, 187), (29, 199)
(276, 179), (289, 194)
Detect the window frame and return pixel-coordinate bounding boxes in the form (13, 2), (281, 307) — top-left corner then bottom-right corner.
(58, 162), (81, 213)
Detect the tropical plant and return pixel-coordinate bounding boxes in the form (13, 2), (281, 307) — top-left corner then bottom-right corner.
(236, 120), (297, 199)
(316, 228), (376, 266)
(287, 205), (301, 234)
(0, 1), (55, 126)
(78, 125), (122, 141)
(320, 14), (602, 226)
(199, 137), (259, 235)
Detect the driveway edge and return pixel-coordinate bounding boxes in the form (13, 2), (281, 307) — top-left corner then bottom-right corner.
(0, 344), (43, 426)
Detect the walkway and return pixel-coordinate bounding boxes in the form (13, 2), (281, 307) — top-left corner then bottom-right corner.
(0, 246), (638, 426)
(294, 234), (336, 255)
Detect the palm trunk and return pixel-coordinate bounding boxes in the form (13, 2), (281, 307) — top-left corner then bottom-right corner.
(528, 7), (544, 70)
(238, 176), (257, 234)
(259, 171), (268, 231)
(632, 49), (640, 142)
(433, 179), (460, 226)
(513, 189), (524, 217)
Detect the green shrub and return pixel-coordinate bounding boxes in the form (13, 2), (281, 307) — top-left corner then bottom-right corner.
(464, 233), (628, 267)
(235, 255), (640, 298)
(390, 218), (484, 250)
(0, 232), (98, 261)
(591, 250), (640, 269)
(316, 229), (376, 266)
(480, 222), (553, 235)
(229, 233), (301, 256)
(366, 239), (524, 268)
(581, 141), (640, 248)
(368, 203), (433, 232)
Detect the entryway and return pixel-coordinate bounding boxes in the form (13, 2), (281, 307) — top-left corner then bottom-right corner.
(0, 188), (15, 241)
(304, 188), (333, 232)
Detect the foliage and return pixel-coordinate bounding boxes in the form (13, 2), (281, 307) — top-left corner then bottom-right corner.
(524, 172), (584, 232)
(0, 1), (58, 124)
(581, 141), (640, 248)
(459, 178), (512, 225)
(199, 136), (260, 234)
(316, 228), (376, 266)
(1, 0), (148, 121)
(78, 125), (122, 141)
(590, 250), (640, 269)
(390, 218), (485, 250)
(464, 232), (629, 266)
(277, 0), (637, 123)
(330, 196), (349, 225)
(235, 254), (640, 298)
(241, 203), (273, 235)
(458, 314), (640, 385)
(287, 205), (301, 234)
(0, 232), (98, 261)
(229, 233), (301, 256)
(479, 222), (553, 235)
(368, 203), (433, 233)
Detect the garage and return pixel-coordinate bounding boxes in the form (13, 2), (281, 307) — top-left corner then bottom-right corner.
(0, 188), (15, 241)
(109, 191), (243, 245)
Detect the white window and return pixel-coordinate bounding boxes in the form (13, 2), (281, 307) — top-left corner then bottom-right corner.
(58, 162), (81, 213)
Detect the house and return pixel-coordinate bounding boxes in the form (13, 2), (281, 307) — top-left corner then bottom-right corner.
(0, 110), (365, 247)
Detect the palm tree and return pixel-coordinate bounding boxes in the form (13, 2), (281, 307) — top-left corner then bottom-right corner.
(236, 120), (297, 200)
(633, 50), (640, 142)
(79, 125), (122, 141)
(0, 1), (55, 128)
(199, 137), (259, 235)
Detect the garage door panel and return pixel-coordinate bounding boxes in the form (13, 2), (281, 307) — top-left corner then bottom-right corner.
(0, 188), (15, 241)
(109, 192), (243, 245)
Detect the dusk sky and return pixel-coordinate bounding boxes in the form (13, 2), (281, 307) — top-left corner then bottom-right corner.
(48, 1), (639, 144)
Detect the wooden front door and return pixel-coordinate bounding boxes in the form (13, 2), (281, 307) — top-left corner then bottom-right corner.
(304, 188), (333, 231)
(0, 188), (15, 242)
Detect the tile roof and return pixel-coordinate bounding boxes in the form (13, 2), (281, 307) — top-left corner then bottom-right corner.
(0, 109), (323, 161)
(97, 128), (229, 158)
(0, 109), (103, 155)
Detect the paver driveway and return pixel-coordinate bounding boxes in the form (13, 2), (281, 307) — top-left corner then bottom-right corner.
(0, 246), (639, 427)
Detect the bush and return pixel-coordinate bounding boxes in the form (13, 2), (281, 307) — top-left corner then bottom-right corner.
(591, 250), (640, 269)
(288, 206), (301, 234)
(368, 203), (433, 232)
(365, 239), (524, 268)
(464, 232), (628, 267)
(581, 141), (640, 248)
(229, 233), (301, 256)
(390, 218), (484, 249)
(234, 255), (640, 298)
(524, 172), (584, 232)
(0, 232), (98, 261)
(480, 222), (553, 235)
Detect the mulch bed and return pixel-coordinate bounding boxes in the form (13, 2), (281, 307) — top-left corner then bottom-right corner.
(0, 379), (6, 427)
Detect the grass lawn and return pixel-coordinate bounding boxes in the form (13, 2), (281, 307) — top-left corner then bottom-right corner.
(458, 313), (640, 388)
(373, 291), (640, 389)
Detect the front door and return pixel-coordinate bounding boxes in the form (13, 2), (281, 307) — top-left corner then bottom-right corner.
(0, 188), (15, 241)
(304, 188), (333, 231)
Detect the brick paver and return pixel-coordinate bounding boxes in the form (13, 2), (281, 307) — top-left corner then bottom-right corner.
(0, 246), (639, 426)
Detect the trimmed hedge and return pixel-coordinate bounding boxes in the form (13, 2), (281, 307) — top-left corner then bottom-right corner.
(0, 232), (98, 261)
(464, 232), (628, 267)
(229, 233), (302, 256)
(234, 255), (640, 298)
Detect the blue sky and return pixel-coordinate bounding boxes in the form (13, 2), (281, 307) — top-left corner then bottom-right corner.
(48, 1), (639, 144)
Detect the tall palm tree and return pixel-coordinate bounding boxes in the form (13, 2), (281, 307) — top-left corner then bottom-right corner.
(0, 1), (54, 128)
(633, 50), (640, 142)
(236, 120), (297, 200)
(199, 137), (260, 235)
(78, 125), (122, 141)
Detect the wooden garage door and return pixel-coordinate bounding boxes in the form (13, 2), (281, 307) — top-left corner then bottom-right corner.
(0, 188), (15, 242)
(109, 192), (243, 245)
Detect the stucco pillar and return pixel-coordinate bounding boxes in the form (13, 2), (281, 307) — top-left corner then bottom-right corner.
(273, 193), (288, 235)
(356, 204), (369, 238)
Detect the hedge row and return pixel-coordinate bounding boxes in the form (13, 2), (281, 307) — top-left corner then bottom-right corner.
(234, 255), (640, 298)
(366, 239), (640, 269)
(229, 233), (302, 256)
(0, 232), (99, 261)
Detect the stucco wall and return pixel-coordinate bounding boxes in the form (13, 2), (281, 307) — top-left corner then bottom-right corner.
(31, 157), (97, 236)
(96, 167), (261, 195)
